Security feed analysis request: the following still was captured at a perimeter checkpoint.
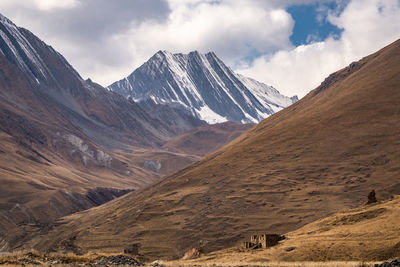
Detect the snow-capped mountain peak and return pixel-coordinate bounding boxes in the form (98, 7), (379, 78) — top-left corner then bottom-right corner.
(109, 50), (297, 124)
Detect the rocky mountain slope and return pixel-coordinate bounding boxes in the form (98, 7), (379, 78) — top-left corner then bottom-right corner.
(109, 50), (297, 124)
(0, 14), (250, 251)
(33, 39), (400, 259)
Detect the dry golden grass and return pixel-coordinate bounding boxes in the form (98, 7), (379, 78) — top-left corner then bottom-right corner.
(0, 249), (379, 267)
(163, 121), (254, 157)
(169, 196), (400, 265)
(26, 40), (400, 261)
(0, 112), (246, 250)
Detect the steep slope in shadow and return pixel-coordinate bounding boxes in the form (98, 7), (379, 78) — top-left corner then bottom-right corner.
(0, 13), (207, 251)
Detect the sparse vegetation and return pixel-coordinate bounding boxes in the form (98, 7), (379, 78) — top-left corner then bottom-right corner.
(165, 196), (400, 265)
(0, 9), (399, 267)
(0, 250), (143, 266)
(27, 39), (400, 261)
(0, 250), (386, 266)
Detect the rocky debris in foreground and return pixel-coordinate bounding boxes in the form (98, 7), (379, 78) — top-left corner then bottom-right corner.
(94, 254), (143, 266)
(17, 257), (41, 265)
(371, 259), (400, 267)
(0, 252), (144, 266)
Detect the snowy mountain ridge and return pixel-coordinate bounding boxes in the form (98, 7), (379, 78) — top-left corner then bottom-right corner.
(0, 13), (205, 149)
(0, 13), (50, 83)
(109, 50), (298, 124)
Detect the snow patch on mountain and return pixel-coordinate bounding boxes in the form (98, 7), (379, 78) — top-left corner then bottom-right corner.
(198, 105), (228, 124)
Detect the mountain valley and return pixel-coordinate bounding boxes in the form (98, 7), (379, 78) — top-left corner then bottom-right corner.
(0, 13), (252, 251)
(26, 39), (400, 260)
(0, 8), (399, 266)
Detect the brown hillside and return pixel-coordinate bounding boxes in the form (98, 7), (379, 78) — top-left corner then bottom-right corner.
(175, 196), (400, 265)
(162, 121), (254, 156)
(31, 39), (400, 260)
(0, 116), (246, 251)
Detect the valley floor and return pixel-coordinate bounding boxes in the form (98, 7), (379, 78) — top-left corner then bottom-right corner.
(0, 250), (385, 267)
(3, 196), (398, 266)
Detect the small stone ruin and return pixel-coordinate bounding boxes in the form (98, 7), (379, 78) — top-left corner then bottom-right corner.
(243, 234), (285, 249)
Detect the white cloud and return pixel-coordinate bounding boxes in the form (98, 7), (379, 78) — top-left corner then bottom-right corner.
(0, 0), (79, 11)
(101, 0), (295, 85)
(0, 0), (296, 86)
(238, 0), (400, 97)
(0, 0), (398, 95)
(33, 0), (79, 10)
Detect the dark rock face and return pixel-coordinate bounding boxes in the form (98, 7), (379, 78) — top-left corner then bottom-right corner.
(315, 59), (365, 95)
(109, 50), (297, 124)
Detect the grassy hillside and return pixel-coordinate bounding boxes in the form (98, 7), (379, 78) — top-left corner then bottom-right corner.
(172, 196), (400, 265)
(30, 39), (400, 260)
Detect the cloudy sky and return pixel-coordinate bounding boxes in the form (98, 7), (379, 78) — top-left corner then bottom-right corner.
(0, 0), (399, 97)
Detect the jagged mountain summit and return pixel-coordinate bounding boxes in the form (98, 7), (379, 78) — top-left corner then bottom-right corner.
(109, 50), (298, 124)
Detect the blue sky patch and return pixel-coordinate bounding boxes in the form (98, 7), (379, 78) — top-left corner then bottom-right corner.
(287, 1), (348, 46)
